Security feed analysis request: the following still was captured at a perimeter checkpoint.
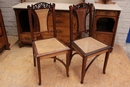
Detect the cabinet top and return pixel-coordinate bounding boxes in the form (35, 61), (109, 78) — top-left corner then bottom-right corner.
(12, 2), (73, 10)
(93, 3), (122, 11)
(25, 0), (84, 3)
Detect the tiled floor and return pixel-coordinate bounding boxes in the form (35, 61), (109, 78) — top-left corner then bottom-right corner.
(0, 36), (130, 87)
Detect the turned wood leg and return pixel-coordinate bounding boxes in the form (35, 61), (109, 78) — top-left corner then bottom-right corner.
(81, 57), (87, 84)
(103, 51), (110, 74)
(37, 57), (41, 85)
(66, 51), (70, 77)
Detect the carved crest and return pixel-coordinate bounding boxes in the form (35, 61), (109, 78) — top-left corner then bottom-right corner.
(73, 3), (89, 9)
(32, 2), (51, 9)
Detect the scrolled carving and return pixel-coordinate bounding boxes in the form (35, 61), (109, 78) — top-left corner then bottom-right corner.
(32, 2), (51, 9)
(73, 3), (90, 15)
(73, 3), (89, 9)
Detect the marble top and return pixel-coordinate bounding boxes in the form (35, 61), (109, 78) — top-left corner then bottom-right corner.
(12, 2), (73, 10)
(93, 3), (122, 11)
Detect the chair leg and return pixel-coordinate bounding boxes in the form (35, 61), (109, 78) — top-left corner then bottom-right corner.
(66, 51), (70, 77)
(81, 57), (87, 84)
(37, 57), (41, 85)
(103, 51), (110, 74)
(34, 57), (36, 66)
(69, 49), (73, 66)
(53, 56), (56, 62)
(33, 49), (36, 66)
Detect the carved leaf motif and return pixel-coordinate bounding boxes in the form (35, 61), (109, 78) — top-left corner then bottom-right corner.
(33, 2), (51, 9)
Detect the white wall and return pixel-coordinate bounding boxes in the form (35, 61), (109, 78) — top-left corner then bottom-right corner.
(0, 0), (20, 36)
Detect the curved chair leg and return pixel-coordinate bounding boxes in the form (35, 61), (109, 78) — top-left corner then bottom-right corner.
(66, 51), (70, 77)
(69, 49), (73, 66)
(103, 51), (110, 74)
(81, 57), (87, 84)
(37, 57), (41, 85)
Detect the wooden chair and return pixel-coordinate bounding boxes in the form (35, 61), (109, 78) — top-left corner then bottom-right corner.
(27, 2), (70, 85)
(69, 3), (112, 84)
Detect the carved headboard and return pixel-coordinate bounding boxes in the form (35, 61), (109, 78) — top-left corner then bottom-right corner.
(21, 0), (85, 3)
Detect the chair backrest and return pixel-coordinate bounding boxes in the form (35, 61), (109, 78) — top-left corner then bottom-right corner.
(27, 2), (56, 41)
(69, 3), (93, 41)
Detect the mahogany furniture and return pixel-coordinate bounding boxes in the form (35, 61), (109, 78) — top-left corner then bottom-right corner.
(27, 2), (70, 85)
(69, 3), (112, 84)
(12, 0), (85, 47)
(92, 3), (122, 51)
(0, 9), (10, 52)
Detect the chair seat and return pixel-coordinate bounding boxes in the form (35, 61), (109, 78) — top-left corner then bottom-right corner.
(72, 37), (108, 57)
(34, 38), (70, 57)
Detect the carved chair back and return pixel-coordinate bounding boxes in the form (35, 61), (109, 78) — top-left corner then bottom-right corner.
(69, 3), (93, 42)
(28, 2), (56, 41)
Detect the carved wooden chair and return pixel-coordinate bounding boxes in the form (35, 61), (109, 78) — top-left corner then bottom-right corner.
(27, 2), (70, 85)
(69, 3), (112, 84)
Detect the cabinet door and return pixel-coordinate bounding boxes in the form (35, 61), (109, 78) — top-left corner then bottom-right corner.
(0, 9), (10, 50)
(0, 27), (2, 36)
(0, 36), (5, 48)
(93, 32), (113, 46)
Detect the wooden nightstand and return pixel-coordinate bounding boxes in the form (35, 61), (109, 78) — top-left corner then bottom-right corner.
(0, 9), (10, 52)
(92, 3), (122, 51)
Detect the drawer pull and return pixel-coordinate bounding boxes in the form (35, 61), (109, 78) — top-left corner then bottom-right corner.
(97, 11), (100, 14)
(56, 12), (61, 16)
(105, 12), (109, 15)
(56, 30), (61, 33)
(24, 37), (31, 41)
(73, 23), (76, 27)
(56, 20), (61, 24)
(114, 12), (117, 15)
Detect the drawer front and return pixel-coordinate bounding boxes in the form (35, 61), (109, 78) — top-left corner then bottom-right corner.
(0, 36), (5, 48)
(96, 11), (119, 16)
(56, 27), (70, 44)
(20, 32), (53, 43)
(56, 11), (69, 18)
(93, 32), (113, 46)
(41, 30), (53, 39)
(20, 32), (31, 43)
(56, 11), (69, 27)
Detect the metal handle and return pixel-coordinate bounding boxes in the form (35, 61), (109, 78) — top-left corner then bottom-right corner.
(56, 30), (61, 33)
(56, 20), (61, 24)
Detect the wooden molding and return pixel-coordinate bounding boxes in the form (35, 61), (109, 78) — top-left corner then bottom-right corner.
(21, 0), (26, 3)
